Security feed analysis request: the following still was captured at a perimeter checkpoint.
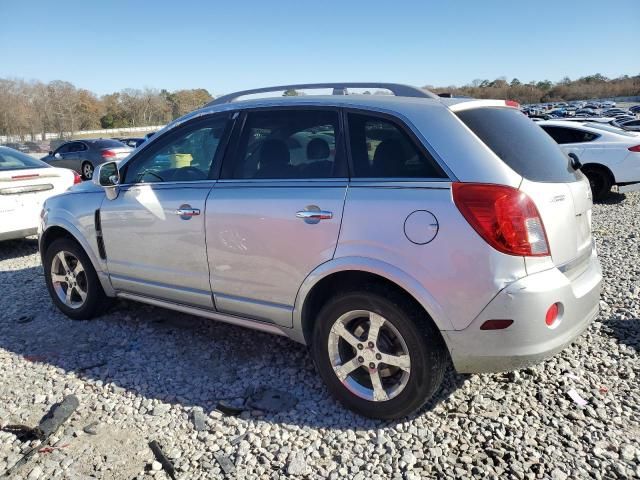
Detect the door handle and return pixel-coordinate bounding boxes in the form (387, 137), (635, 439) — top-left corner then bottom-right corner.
(175, 208), (200, 217)
(296, 210), (332, 220)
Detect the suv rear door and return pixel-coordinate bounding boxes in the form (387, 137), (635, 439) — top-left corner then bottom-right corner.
(206, 108), (348, 328)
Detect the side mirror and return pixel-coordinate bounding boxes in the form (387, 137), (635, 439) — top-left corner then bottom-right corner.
(93, 162), (120, 200)
(48, 150), (53, 156)
(54, 152), (62, 159)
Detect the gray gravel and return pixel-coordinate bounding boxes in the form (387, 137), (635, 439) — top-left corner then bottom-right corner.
(0, 192), (638, 480)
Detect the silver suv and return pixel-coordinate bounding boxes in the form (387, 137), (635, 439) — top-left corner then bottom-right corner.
(39, 83), (602, 419)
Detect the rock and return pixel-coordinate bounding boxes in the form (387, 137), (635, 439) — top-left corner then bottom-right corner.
(151, 461), (162, 471)
(287, 450), (310, 476)
(246, 387), (298, 413)
(551, 468), (568, 480)
(191, 408), (207, 431)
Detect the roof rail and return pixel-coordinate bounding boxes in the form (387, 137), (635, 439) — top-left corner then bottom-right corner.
(207, 83), (438, 106)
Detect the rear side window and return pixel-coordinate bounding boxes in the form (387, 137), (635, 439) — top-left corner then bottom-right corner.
(0, 148), (49, 171)
(540, 126), (598, 144)
(347, 113), (446, 179)
(456, 107), (579, 183)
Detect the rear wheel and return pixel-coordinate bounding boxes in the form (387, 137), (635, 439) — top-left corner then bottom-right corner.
(81, 162), (94, 180)
(311, 287), (447, 419)
(582, 167), (611, 201)
(44, 238), (109, 320)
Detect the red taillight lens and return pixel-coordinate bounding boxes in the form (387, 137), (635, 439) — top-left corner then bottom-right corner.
(545, 303), (560, 326)
(505, 100), (520, 108)
(101, 149), (116, 158)
(628, 145), (640, 152)
(452, 183), (550, 257)
(73, 171), (82, 184)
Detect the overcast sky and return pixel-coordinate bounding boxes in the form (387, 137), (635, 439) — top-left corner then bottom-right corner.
(1, 0), (637, 96)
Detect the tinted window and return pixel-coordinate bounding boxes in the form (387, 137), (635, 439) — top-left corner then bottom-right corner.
(456, 107), (579, 183)
(124, 116), (228, 183)
(68, 142), (87, 153)
(55, 143), (71, 154)
(540, 126), (598, 144)
(95, 139), (128, 148)
(347, 113), (445, 178)
(0, 148), (49, 171)
(226, 110), (344, 179)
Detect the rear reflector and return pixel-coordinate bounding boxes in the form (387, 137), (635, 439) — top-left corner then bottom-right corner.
(101, 149), (117, 158)
(628, 145), (640, 152)
(480, 319), (514, 330)
(452, 183), (550, 257)
(545, 303), (560, 327)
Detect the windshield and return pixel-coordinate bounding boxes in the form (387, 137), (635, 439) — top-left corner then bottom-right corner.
(456, 107), (580, 183)
(0, 147), (50, 171)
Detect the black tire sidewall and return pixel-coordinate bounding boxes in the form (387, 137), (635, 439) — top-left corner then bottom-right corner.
(311, 289), (446, 419)
(44, 238), (106, 320)
(584, 168), (611, 201)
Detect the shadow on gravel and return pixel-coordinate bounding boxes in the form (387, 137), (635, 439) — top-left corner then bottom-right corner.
(601, 317), (640, 352)
(596, 191), (626, 205)
(0, 239), (465, 431)
(0, 237), (39, 260)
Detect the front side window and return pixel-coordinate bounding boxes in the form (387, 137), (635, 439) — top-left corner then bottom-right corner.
(225, 109), (344, 179)
(347, 113), (445, 178)
(124, 116), (228, 184)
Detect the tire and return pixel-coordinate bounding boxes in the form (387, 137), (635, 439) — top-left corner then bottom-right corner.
(311, 286), (448, 419)
(583, 167), (611, 201)
(81, 162), (94, 180)
(43, 237), (110, 320)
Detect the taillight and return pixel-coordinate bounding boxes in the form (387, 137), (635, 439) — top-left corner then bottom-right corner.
(101, 149), (116, 159)
(73, 171), (82, 184)
(628, 145), (640, 152)
(505, 100), (520, 108)
(452, 183), (550, 257)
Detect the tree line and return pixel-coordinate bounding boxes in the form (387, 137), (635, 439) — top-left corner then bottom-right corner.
(1, 74), (639, 139)
(0, 78), (212, 139)
(428, 73), (640, 105)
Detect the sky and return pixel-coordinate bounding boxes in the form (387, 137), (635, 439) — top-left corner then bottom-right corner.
(1, 0), (638, 96)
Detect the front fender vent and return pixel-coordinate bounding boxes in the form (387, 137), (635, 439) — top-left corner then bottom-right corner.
(95, 209), (107, 260)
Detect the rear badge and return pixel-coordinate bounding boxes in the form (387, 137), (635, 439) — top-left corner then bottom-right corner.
(404, 210), (439, 245)
(550, 194), (566, 203)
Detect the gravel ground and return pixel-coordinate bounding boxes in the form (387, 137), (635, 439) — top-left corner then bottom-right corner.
(0, 193), (638, 480)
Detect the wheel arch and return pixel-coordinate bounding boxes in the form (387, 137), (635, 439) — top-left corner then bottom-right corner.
(293, 257), (453, 345)
(40, 221), (115, 297)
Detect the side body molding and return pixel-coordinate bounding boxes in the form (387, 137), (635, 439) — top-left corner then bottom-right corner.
(291, 256), (454, 344)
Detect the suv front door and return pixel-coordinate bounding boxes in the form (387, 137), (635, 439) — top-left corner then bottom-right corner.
(206, 108), (348, 327)
(99, 114), (233, 308)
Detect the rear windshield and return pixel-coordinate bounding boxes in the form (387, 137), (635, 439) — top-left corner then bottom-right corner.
(94, 139), (128, 148)
(456, 107), (579, 183)
(0, 147), (49, 171)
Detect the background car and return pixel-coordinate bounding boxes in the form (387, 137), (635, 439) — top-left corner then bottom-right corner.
(0, 146), (80, 241)
(40, 139), (132, 180)
(538, 120), (640, 199)
(612, 118), (640, 132)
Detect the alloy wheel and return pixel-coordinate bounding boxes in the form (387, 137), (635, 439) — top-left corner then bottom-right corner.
(327, 310), (411, 402)
(50, 251), (88, 309)
(83, 163), (93, 179)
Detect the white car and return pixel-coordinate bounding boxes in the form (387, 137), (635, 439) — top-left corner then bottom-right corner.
(0, 146), (80, 241)
(537, 120), (640, 199)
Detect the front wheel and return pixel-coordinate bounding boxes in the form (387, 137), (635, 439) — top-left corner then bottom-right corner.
(44, 238), (110, 320)
(311, 287), (448, 419)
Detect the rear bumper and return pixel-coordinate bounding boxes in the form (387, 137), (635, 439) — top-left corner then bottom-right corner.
(442, 248), (602, 373)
